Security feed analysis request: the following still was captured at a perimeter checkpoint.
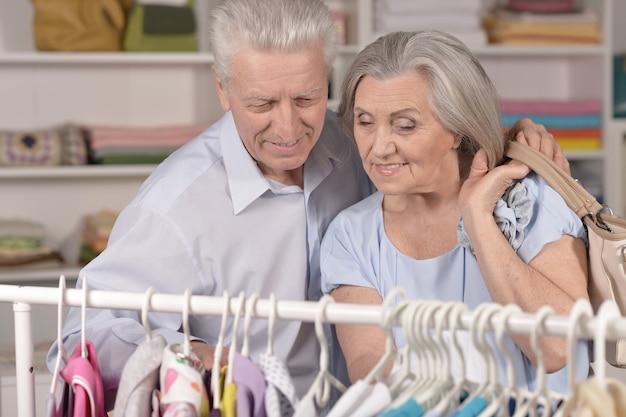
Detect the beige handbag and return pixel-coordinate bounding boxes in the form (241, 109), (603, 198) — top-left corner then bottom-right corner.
(506, 141), (626, 367)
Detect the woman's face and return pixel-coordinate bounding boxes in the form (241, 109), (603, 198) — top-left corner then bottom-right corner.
(353, 72), (462, 196)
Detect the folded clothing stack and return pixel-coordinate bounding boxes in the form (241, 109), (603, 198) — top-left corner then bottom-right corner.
(80, 210), (118, 265)
(373, 0), (487, 48)
(500, 98), (602, 150)
(84, 124), (210, 164)
(0, 219), (63, 268)
(483, 7), (601, 45)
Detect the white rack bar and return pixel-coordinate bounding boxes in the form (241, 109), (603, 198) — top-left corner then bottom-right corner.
(2, 283), (626, 417)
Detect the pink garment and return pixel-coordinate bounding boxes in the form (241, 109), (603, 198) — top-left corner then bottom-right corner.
(47, 341), (107, 417)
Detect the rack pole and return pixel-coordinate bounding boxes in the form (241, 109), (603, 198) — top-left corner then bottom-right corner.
(13, 302), (35, 417)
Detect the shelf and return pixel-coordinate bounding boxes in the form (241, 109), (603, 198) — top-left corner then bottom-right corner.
(0, 52), (215, 65)
(0, 165), (155, 179)
(0, 265), (80, 283)
(472, 44), (608, 57)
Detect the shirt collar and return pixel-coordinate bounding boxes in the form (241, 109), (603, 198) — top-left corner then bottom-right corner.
(220, 110), (344, 214)
(219, 112), (270, 215)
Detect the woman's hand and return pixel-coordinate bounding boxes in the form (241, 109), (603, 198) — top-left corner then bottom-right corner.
(458, 148), (530, 219)
(507, 118), (570, 175)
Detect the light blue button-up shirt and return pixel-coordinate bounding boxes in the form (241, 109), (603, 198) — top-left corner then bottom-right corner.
(48, 110), (373, 407)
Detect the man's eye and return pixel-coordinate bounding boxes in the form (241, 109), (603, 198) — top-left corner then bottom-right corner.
(296, 98), (316, 107)
(249, 103), (272, 111)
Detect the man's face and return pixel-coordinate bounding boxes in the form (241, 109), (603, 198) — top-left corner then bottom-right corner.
(214, 45), (329, 186)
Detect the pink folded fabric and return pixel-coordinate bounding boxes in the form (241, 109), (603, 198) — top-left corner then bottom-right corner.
(87, 124), (210, 150)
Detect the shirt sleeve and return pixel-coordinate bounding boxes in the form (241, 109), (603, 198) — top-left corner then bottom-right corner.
(320, 202), (383, 295)
(458, 172), (586, 263)
(47, 204), (206, 408)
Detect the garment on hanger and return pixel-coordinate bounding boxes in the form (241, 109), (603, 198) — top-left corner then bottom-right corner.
(113, 334), (167, 417)
(258, 352), (299, 417)
(159, 344), (210, 417)
(48, 340), (107, 417)
(231, 352), (267, 417)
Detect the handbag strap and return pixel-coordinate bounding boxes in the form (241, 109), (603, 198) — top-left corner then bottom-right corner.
(505, 141), (604, 219)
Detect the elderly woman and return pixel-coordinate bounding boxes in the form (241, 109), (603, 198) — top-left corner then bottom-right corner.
(320, 30), (590, 395)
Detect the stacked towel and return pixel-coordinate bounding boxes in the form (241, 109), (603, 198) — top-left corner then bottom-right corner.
(500, 99), (602, 150)
(484, 8), (601, 45)
(373, 0), (487, 48)
(85, 124), (210, 165)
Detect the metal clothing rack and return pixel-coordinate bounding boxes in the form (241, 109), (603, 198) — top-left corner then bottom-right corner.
(2, 283), (626, 417)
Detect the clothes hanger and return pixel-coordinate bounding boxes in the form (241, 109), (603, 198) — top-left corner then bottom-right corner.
(241, 292), (259, 358)
(485, 303), (525, 417)
(141, 286), (156, 342)
(388, 300), (433, 407)
(210, 290), (230, 411)
(430, 302), (471, 416)
(266, 293), (277, 356)
(49, 275), (68, 399)
(454, 303), (503, 416)
(553, 298), (594, 417)
(363, 287), (408, 384)
(81, 276), (89, 358)
(309, 295), (347, 409)
(592, 300), (622, 391)
(414, 301), (456, 410)
(511, 305), (554, 417)
(181, 288), (192, 358)
(416, 302), (460, 411)
(225, 291), (246, 385)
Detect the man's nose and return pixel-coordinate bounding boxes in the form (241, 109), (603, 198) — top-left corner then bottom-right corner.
(274, 102), (299, 141)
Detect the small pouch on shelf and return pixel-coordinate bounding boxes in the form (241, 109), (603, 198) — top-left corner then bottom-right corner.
(0, 129), (63, 166)
(0, 125), (87, 166)
(124, 2), (198, 52)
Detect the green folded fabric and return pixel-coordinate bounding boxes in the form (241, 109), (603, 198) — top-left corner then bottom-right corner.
(124, 3), (197, 52)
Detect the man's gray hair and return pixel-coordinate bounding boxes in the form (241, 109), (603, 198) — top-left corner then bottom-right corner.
(209, 0), (338, 86)
(338, 30), (504, 178)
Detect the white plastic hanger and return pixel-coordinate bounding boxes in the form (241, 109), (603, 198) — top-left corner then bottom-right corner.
(512, 305), (554, 417)
(416, 302), (459, 411)
(593, 300), (622, 390)
(181, 288), (192, 358)
(80, 276), (89, 358)
(225, 291), (246, 385)
(210, 290), (230, 410)
(309, 295), (347, 408)
(141, 287), (156, 342)
(49, 275), (68, 397)
(430, 302), (471, 416)
(481, 304), (524, 417)
(553, 298), (594, 417)
(266, 293), (277, 356)
(364, 287), (408, 384)
(414, 301), (455, 409)
(241, 292), (259, 358)
(389, 300), (433, 406)
(453, 303), (503, 416)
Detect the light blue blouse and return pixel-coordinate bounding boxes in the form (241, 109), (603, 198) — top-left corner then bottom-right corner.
(320, 173), (590, 395)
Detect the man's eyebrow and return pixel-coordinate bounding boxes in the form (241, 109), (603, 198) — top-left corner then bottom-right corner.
(295, 86), (324, 98)
(242, 94), (274, 102)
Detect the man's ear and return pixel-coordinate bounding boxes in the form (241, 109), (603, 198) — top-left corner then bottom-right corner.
(212, 65), (231, 112)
